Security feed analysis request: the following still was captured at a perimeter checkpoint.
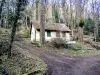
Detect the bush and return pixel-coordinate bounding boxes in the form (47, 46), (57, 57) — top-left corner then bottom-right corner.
(83, 18), (95, 35)
(84, 31), (89, 35)
(25, 28), (30, 38)
(79, 19), (85, 27)
(96, 34), (100, 42)
(31, 40), (40, 47)
(60, 18), (65, 23)
(50, 38), (67, 48)
(68, 44), (82, 51)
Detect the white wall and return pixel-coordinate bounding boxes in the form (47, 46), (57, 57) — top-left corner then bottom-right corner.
(31, 25), (70, 42)
(31, 25), (41, 41)
(36, 30), (40, 41)
(59, 32), (70, 41)
(45, 31), (56, 41)
(31, 28), (56, 42)
(31, 25), (35, 41)
(66, 33), (70, 41)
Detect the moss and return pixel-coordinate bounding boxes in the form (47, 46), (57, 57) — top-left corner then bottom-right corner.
(0, 58), (17, 75)
(25, 28), (30, 38)
(31, 40), (40, 46)
(0, 52), (47, 75)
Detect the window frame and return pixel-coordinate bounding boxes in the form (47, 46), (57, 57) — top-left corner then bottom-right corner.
(47, 31), (51, 37)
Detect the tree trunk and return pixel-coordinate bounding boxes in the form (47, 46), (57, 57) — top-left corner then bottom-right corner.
(75, 0), (82, 41)
(62, 0), (69, 26)
(36, 1), (39, 21)
(69, 0), (74, 38)
(40, 0), (45, 46)
(0, 0), (5, 27)
(25, 16), (28, 29)
(8, 0), (21, 58)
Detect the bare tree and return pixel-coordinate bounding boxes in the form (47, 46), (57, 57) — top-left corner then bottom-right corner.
(40, 0), (45, 46)
(62, 0), (69, 26)
(91, 0), (100, 42)
(0, 0), (5, 27)
(36, 0), (40, 21)
(8, 0), (28, 58)
(69, 0), (74, 37)
(75, 0), (82, 40)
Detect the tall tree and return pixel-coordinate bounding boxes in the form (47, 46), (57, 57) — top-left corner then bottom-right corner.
(36, 0), (40, 21)
(91, 0), (100, 42)
(40, 0), (45, 46)
(0, 0), (5, 27)
(8, 0), (28, 58)
(75, 0), (82, 41)
(69, 0), (74, 37)
(62, 0), (69, 26)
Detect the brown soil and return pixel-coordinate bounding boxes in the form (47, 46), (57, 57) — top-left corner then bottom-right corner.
(15, 40), (100, 75)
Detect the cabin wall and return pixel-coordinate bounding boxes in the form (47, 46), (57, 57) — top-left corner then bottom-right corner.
(31, 25), (70, 42)
(66, 33), (70, 41)
(31, 25), (35, 41)
(36, 30), (40, 41)
(45, 31), (56, 41)
(59, 32), (70, 41)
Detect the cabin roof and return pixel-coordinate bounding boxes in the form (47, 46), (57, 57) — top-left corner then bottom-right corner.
(32, 21), (71, 32)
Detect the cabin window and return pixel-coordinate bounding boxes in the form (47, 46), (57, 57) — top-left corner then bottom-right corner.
(62, 32), (66, 37)
(47, 31), (51, 37)
(56, 32), (60, 37)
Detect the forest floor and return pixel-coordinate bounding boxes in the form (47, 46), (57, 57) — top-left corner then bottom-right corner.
(15, 39), (100, 75)
(0, 28), (47, 75)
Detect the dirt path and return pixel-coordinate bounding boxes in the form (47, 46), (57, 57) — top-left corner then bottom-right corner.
(15, 41), (100, 75)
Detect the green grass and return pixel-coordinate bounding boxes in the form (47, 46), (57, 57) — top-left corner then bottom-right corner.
(0, 58), (17, 75)
(61, 49), (100, 56)
(24, 28), (30, 38)
(36, 73), (41, 75)
(0, 54), (47, 75)
(31, 40), (40, 46)
(60, 42), (100, 56)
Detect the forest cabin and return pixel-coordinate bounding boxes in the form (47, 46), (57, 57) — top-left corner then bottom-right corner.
(31, 22), (71, 42)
